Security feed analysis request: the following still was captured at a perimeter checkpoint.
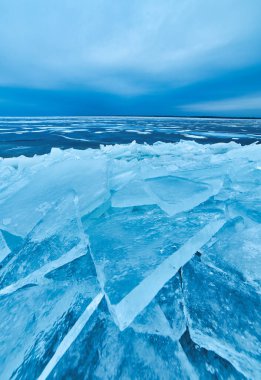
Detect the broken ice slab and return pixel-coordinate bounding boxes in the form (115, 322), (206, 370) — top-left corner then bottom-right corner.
(167, 166), (228, 184)
(107, 157), (139, 192)
(0, 229), (23, 253)
(45, 297), (198, 380)
(111, 175), (223, 212)
(227, 187), (261, 224)
(0, 230), (10, 263)
(38, 292), (104, 380)
(227, 163), (261, 192)
(129, 271), (186, 340)
(231, 197), (261, 224)
(182, 257), (261, 379)
(180, 330), (246, 380)
(201, 217), (261, 287)
(0, 254), (101, 380)
(0, 162), (24, 204)
(156, 272), (186, 340)
(87, 201), (226, 330)
(218, 164), (261, 222)
(144, 176), (223, 216)
(111, 180), (155, 208)
(0, 193), (88, 294)
(0, 155), (109, 237)
(130, 300), (175, 339)
(0, 140), (259, 378)
(131, 271), (186, 341)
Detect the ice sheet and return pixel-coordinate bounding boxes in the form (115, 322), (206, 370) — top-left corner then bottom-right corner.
(0, 153), (109, 236)
(0, 193), (88, 294)
(44, 298), (198, 380)
(182, 257), (261, 378)
(0, 140), (260, 378)
(0, 255), (100, 380)
(145, 175), (223, 216)
(87, 201), (225, 329)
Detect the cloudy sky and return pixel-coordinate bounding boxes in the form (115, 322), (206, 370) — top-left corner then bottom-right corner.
(0, 0), (260, 116)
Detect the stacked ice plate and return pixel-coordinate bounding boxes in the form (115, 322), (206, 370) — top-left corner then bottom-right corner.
(0, 141), (260, 379)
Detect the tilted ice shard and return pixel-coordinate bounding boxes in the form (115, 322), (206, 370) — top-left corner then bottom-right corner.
(111, 180), (155, 208)
(130, 300), (174, 338)
(183, 217), (261, 378)
(127, 270), (186, 340)
(0, 229), (23, 253)
(46, 298), (198, 380)
(156, 273), (186, 340)
(0, 254), (101, 380)
(130, 267), (187, 340)
(228, 185), (261, 224)
(180, 330), (246, 380)
(200, 217), (261, 287)
(0, 193), (88, 294)
(87, 201), (225, 330)
(111, 175), (223, 214)
(38, 292), (104, 380)
(0, 153), (109, 236)
(0, 230), (10, 263)
(107, 157), (139, 192)
(144, 175), (223, 216)
(182, 256), (261, 379)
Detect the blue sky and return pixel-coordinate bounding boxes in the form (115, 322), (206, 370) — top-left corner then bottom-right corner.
(0, 0), (260, 116)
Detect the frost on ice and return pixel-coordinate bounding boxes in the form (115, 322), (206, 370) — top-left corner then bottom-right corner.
(0, 141), (260, 379)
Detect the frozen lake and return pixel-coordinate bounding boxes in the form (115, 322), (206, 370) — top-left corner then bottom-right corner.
(0, 116), (260, 157)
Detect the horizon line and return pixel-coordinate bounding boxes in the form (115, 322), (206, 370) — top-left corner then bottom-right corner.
(0, 115), (260, 120)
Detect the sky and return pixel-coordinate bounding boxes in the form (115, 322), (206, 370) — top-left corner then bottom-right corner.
(0, 0), (261, 117)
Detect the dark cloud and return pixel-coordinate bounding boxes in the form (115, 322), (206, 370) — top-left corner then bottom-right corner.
(0, 0), (260, 116)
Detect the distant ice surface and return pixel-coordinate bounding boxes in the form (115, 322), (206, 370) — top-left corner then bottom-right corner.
(0, 136), (260, 379)
(0, 116), (260, 157)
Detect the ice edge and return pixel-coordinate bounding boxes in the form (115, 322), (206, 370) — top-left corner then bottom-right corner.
(113, 219), (226, 330)
(37, 292), (104, 380)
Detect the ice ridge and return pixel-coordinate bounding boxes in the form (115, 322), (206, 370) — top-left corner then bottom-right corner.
(0, 141), (260, 379)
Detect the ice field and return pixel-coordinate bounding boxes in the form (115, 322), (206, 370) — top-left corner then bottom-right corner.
(1, 116), (260, 157)
(0, 139), (260, 379)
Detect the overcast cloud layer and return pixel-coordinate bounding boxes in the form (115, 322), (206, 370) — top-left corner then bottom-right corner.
(0, 0), (260, 116)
